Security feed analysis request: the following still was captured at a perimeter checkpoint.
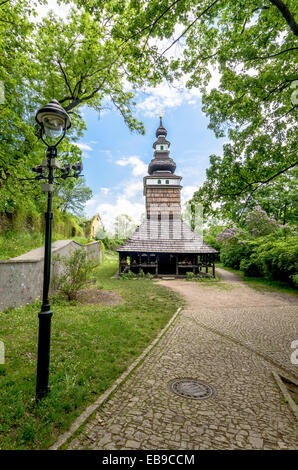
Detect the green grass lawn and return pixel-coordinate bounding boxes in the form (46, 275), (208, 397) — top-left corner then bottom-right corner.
(0, 253), (182, 449)
(216, 262), (298, 297)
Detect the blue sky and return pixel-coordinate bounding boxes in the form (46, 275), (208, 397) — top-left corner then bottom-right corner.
(76, 83), (225, 230)
(35, 1), (225, 230)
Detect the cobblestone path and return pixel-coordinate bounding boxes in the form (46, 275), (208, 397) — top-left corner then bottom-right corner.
(68, 272), (298, 450)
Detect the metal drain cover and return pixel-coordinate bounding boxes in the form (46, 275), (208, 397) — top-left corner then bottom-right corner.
(169, 379), (216, 400)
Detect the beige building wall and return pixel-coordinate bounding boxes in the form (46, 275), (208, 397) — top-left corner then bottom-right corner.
(90, 214), (103, 238)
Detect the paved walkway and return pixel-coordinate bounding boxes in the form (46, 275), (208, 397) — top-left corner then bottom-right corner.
(68, 272), (298, 450)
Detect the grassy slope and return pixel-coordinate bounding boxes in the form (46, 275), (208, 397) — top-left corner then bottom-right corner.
(0, 232), (94, 261)
(0, 231), (59, 260)
(0, 253), (182, 449)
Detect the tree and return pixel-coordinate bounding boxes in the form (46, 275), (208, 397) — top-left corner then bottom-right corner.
(52, 248), (98, 300)
(113, 214), (136, 239)
(56, 177), (92, 215)
(0, 0), (163, 215)
(1, 0), (297, 220)
(72, 0), (297, 215)
(192, 166), (298, 224)
(127, 0), (298, 218)
(0, 0), (39, 213)
(245, 205), (279, 236)
(0, 1), (89, 215)
(174, 0), (298, 211)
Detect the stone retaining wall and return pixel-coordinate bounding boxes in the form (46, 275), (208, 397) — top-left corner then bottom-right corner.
(0, 240), (102, 311)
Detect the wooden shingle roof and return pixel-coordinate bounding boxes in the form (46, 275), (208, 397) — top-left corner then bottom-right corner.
(117, 219), (217, 254)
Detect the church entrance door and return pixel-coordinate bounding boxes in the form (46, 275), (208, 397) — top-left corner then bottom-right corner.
(158, 254), (176, 275)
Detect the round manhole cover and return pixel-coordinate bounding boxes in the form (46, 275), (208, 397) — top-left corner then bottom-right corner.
(169, 379), (216, 400)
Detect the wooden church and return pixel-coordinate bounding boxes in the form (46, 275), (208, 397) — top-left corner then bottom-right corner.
(117, 117), (217, 277)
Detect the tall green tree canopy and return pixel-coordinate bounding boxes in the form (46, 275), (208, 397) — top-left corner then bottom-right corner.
(0, 0), (166, 213)
(50, 0), (298, 217)
(0, 0), (297, 220)
(120, 0), (297, 217)
(72, 0), (297, 218)
(56, 177), (92, 215)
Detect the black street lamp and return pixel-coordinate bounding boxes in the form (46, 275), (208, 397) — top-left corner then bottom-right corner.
(34, 99), (81, 401)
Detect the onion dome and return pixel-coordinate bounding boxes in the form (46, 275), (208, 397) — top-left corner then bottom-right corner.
(156, 116), (167, 138)
(148, 116), (176, 175)
(148, 158), (176, 175)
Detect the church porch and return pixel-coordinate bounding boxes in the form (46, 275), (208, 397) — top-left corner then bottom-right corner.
(118, 252), (216, 278)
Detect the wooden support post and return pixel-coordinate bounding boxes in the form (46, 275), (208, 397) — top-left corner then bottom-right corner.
(212, 254), (215, 278)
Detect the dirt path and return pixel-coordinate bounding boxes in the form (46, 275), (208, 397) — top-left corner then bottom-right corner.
(215, 267), (242, 282)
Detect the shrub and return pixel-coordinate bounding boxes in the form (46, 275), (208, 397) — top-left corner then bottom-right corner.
(51, 248), (99, 300)
(121, 270), (136, 279)
(217, 227), (251, 269)
(186, 271), (195, 280)
(96, 235), (127, 251)
(121, 270), (154, 280)
(245, 206), (278, 237)
(220, 240), (251, 269)
(253, 236), (298, 282)
(214, 216), (297, 286)
(240, 257), (262, 277)
(204, 224), (225, 252)
(289, 274), (298, 288)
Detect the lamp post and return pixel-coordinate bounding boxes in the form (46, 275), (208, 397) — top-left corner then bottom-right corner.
(34, 99), (81, 401)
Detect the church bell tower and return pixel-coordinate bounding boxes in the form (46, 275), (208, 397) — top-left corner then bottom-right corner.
(143, 116), (182, 218)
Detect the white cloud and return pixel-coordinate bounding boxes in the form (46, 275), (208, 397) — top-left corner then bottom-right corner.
(181, 185), (197, 204)
(33, 0), (73, 22)
(74, 143), (93, 151)
(116, 156), (147, 176)
(123, 181), (143, 199)
(99, 150), (113, 161)
(94, 198), (145, 232)
(85, 198), (97, 207)
(100, 187), (110, 195)
(206, 65), (221, 92)
(85, 155), (146, 229)
(136, 78), (204, 117)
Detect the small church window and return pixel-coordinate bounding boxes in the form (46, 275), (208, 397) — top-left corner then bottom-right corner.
(158, 179), (161, 184)
(166, 180), (169, 184)
(160, 145), (164, 150)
